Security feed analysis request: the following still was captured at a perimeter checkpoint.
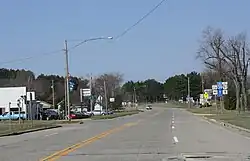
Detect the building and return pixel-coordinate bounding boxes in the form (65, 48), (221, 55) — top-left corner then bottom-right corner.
(0, 87), (27, 114)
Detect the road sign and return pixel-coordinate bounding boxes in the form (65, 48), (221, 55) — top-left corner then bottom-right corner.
(217, 89), (223, 97)
(222, 82), (228, 89)
(27, 92), (35, 101)
(203, 92), (209, 99)
(212, 90), (218, 95)
(223, 89), (228, 95)
(109, 98), (115, 102)
(81, 88), (91, 97)
(217, 82), (223, 90)
(69, 78), (75, 92)
(212, 85), (217, 90)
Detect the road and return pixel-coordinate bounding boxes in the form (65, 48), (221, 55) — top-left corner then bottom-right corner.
(0, 106), (250, 160)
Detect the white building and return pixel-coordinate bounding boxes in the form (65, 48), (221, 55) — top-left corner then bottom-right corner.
(0, 87), (27, 114)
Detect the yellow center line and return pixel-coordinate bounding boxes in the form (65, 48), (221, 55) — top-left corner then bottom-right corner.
(40, 121), (140, 161)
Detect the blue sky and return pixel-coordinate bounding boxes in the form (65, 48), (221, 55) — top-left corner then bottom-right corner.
(1, 0), (250, 82)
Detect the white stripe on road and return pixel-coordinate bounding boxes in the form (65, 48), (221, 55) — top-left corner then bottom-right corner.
(44, 132), (58, 137)
(173, 136), (179, 143)
(171, 126), (175, 129)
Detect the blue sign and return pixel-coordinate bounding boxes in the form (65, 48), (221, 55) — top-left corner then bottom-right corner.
(69, 78), (75, 92)
(217, 89), (223, 97)
(217, 82), (223, 90)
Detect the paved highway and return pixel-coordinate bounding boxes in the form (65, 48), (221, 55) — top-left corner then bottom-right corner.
(0, 106), (250, 160)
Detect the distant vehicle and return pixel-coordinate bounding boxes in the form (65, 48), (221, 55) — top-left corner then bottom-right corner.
(146, 105), (152, 110)
(68, 111), (90, 119)
(0, 111), (26, 120)
(91, 110), (105, 116)
(41, 110), (59, 120)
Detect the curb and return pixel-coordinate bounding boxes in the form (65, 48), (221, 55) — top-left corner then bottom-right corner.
(0, 125), (62, 137)
(202, 116), (250, 133)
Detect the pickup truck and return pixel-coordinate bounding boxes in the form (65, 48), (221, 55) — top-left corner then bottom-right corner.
(0, 111), (27, 121)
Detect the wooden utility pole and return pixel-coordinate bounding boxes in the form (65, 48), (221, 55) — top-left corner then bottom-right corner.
(188, 77), (191, 108)
(90, 75), (93, 112)
(201, 73), (204, 93)
(51, 80), (55, 109)
(104, 80), (108, 112)
(64, 40), (70, 120)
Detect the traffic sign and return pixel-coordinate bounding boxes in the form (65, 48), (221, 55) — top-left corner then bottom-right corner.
(109, 98), (115, 102)
(81, 88), (91, 97)
(223, 89), (228, 95)
(222, 82), (228, 89)
(217, 89), (223, 97)
(217, 82), (223, 90)
(203, 92), (209, 99)
(212, 85), (217, 90)
(212, 90), (218, 95)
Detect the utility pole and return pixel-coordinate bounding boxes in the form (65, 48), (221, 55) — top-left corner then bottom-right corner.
(133, 87), (136, 108)
(104, 80), (108, 113)
(90, 74), (93, 112)
(51, 80), (55, 109)
(64, 76), (67, 118)
(64, 40), (70, 120)
(201, 73), (204, 93)
(188, 77), (191, 108)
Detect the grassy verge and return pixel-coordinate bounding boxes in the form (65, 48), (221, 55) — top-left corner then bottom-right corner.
(91, 110), (140, 120)
(187, 106), (250, 130)
(0, 120), (60, 136)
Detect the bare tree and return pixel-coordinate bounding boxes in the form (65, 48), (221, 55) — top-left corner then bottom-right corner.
(197, 27), (250, 111)
(224, 33), (250, 110)
(93, 72), (123, 105)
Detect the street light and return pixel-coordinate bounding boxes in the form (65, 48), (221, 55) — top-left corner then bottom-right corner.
(63, 36), (113, 120)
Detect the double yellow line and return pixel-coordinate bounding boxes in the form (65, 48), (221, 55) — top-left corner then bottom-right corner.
(40, 121), (139, 161)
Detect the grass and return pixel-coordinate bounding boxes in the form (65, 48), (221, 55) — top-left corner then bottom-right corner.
(207, 112), (250, 130)
(91, 110), (140, 120)
(186, 106), (250, 130)
(0, 120), (59, 136)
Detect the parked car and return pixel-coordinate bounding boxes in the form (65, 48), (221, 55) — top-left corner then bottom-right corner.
(0, 111), (26, 120)
(91, 110), (106, 116)
(68, 111), (90, 119)
(146, 105), (152, 110)
(41, 110), (59, 120)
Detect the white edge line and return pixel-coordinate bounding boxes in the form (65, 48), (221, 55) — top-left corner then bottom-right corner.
(45, 132), (58, 137)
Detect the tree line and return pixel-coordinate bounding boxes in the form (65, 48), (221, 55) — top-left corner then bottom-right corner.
(0, 68), (204, 109)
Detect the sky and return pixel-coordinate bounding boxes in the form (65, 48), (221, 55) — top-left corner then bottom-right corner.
(1, 0), (250, 82)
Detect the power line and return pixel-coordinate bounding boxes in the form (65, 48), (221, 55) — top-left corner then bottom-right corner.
(0, 0), (167, 65)
(115, 0), (168, 40)
(0, 49), (63, 65)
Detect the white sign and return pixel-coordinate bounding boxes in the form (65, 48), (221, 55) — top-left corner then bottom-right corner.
(222, 82), (228, 89)
(109, 98), (115, 102)
(223, 90), (228, 95)
(27, 91), (35, 101)
(213, 90), (218, 95)
(81, 88), (91, 97)
(212, 85), (217, 90)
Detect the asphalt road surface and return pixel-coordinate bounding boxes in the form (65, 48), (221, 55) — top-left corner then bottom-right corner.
(0, 107), (250, 161)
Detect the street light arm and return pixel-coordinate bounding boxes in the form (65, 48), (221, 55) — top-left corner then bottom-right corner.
(69, 37), (113, 51)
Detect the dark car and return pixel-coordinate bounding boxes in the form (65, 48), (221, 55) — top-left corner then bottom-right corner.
(42, 110), (59, 120)
(69, 111), (90, 119)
